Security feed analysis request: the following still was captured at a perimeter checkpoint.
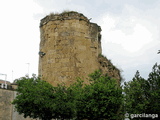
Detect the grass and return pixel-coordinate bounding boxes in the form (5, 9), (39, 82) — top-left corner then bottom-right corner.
(98, 54), (119, 71)
(61, 10), (79, 14)
(49, 10), (80, 16)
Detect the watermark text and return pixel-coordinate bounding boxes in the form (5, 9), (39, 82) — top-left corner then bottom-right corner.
(125, 113), (158, 119)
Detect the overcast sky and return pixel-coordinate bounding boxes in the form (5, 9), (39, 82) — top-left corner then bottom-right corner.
(0, 0), (159, 83)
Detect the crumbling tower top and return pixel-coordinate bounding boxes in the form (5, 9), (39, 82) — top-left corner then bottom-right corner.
(40, 11), (91, 27)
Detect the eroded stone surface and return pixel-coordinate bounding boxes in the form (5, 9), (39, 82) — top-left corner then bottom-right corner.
(39, 11), (121, 86)
(0, 89), (34, 120)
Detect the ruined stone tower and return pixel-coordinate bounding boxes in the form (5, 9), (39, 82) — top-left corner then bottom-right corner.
(39, 11), (121, 86)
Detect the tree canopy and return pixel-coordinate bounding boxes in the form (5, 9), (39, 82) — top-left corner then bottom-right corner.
(124, 63), (160, 120)
(75, 71), (123, 120)
(12, 70), (123, 120)
(12, 63), (160, 120)
(12, 77), (55, 120)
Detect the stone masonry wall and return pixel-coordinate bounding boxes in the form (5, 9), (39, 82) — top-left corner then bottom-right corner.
(0, 89), (13, 120)
(39, 11), (121, 86)
(0, 88), (35, 120)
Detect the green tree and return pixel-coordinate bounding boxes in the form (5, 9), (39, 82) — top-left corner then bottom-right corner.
(124, 63), (160, 120)
(12, 77), (55, 120)
(75, 70), (123, 120)
(146, 63), (160, 114)
(51, 83), (76, 120)
(124, 71), (148, 115)
(12, 71), (123, 120)
(12, 77), (76, 120)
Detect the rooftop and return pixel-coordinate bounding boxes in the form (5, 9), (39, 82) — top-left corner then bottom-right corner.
(0, 79), (11, 85)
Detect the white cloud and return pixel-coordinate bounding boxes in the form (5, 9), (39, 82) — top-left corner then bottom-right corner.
(98, 3), (160, 81)
(100, 14), (153, 53)
(122, 23), (152, 52)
